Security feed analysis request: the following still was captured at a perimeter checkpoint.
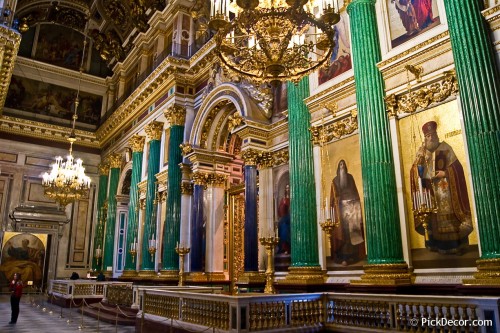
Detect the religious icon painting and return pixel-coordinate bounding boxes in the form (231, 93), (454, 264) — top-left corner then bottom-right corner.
(318, 9), (352, 86)
(273, 165), (291, 272)
(398, 100), (479, 269)
(387, 0), (441, 48)
(322, 134), (366, 270)
(0, 232), (47, 288)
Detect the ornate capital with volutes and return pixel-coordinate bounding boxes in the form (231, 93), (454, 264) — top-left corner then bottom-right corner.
(164, 104), (187, 126)
(145, 121), (164, 141)
(192, 171), (210, 186)
(241, 148), (261, 166)
(107, 153), (122, 169)
(272, 149), (289, 167)
(309, 125), (323, 146)
(258, 152), (274, 169)
(207, 173), (228, 188)
(129, 134), (146, 152)
(98, 162), (110, 175)
(227, 112), (245, 132)
(179, 142), (194, 156)
(181, 182), (194, 195)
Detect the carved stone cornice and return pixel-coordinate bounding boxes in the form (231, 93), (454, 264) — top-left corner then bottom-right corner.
(145, 121), (164, 141)
(98, 162), (110, 176)
(164, 104), (187, 126)
(129, 134), (146, 152)
(310, 110), (358, 145)
(241, 148), (261, 166)
(0, 115), (99, 148)
(385, 71), (458, 117)
(181, 182), (194, 195)
(179, 142), (194, 156)
(207, 173), (228, 188)
(107, 153), (122, 169)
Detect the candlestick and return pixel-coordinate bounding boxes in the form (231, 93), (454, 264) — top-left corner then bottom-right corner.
(175, 245), (190, 287)
(259, 235), (280, 294)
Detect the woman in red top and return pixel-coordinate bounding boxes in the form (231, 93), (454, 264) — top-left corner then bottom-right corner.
(9, 272), (23, 324)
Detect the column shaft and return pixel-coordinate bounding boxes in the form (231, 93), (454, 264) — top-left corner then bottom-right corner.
(162, 125), (185, 271)
(348, 0), (404, 264)
(124, 150), (143, 271)
(443, 0), (500, 259)
(190, 184), (204, 271)
(92, 173), (108, 271)
(141, 139), (161, 271)
(244, 164), (258, 272)
(103, 167), (120, 272)
(287, 78), (320, 268)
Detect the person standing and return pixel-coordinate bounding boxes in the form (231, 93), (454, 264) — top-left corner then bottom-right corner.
(9, 273), (23, 324)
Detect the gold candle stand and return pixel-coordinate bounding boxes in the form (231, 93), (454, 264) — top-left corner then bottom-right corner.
(259, 235), (280, 294)
(175, 245), (190, 286)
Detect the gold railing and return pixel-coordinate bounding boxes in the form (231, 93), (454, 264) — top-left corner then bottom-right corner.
(138, 290), (499, 333)
(106, 284), (134, 307)
(73, 283), (96, 296)
(181, 298), (230, 330)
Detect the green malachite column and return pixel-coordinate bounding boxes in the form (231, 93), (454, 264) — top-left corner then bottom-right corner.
(92, 163), (109, 271)
(102, 153), (122, 275)
(161, 105), (186, 275)
(122, 135), (145, 276)
(140, 121), (163, 274)
(347, 0), (410, 284)
(284, 78), (323, 284)
(443, 0), (500, 284)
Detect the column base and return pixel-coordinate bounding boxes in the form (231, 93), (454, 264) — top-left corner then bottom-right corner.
(278, 266), (325, 285)
(158, 269), (179, 281)
(119, 270), (138, 279)
(205, 272), (227, 282)
(350, 263), (412, 286)
(187, 272), (208, 282)
(137, 270), (157, 279)
(237, 271), (265, 285)
(463, 258), (500, 286)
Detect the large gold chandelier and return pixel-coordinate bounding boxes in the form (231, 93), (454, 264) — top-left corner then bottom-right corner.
(42, 36), (91, 207)
(209, 0), (340, 85)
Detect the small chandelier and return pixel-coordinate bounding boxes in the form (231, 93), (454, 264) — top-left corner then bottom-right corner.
(42, 37), (91, 207)
(209, 0), (340, 85)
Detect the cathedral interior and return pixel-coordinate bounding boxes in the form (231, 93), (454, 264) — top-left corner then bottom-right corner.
(0, 0), (499, 332)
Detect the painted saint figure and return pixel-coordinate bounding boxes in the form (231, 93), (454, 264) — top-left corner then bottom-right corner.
(410, 121), (473, 254)
(0, 238), (44, 286)
(393, 0), (420, 35)
(277, 184), (291, 254)
(330, 160), (365, 266)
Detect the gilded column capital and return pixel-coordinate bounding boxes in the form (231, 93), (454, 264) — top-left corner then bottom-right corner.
(129, 134), (146, 152)
(207, 173), (228, 188)
(107, 153), (122, 169)
(164, 104), (187, 126)
(272, 149), (289, 167)
(258, 152), (274, 169)
(181, 182), (194, 195)
(241, 148), (261, 166)
(309, 125), (323, 146)
(98, 162), (110, 175)
(179, 142), (194, 156)
(145, 121), (164, 141)
(192, 171), (210, 186)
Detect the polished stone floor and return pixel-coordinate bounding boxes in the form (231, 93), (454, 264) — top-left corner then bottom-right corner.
(0, 293), (136, 332)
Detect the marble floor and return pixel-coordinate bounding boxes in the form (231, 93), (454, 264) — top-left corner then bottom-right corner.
(0, 293), (136, 332)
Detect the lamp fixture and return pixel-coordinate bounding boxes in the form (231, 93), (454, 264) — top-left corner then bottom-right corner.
(42, 33), (91, 207)
(209, 0), (340, 85)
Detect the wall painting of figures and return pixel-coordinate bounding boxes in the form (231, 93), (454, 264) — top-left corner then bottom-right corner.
(5, 75), (102, 128)
(318, 8), (352, 85)
(399, 100), (479, 269)
(322, 134), (366, 270)
(0, 232), (47, 288)
(387, 0), (441, 48)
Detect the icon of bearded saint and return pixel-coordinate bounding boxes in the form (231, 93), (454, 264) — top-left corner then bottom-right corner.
(410, 121), (473, 254)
